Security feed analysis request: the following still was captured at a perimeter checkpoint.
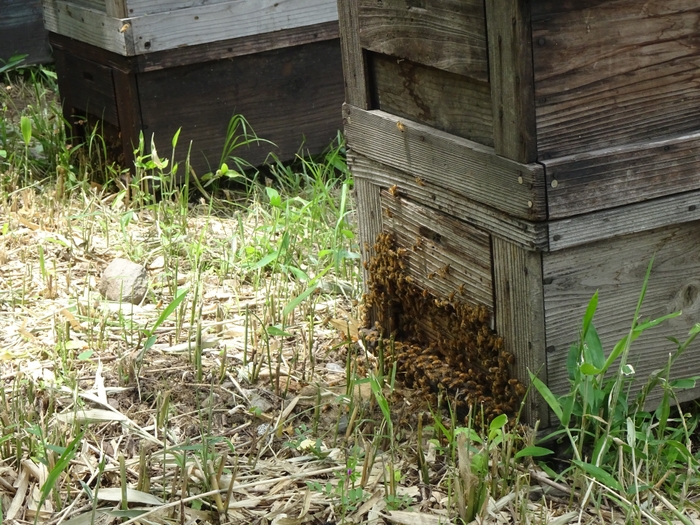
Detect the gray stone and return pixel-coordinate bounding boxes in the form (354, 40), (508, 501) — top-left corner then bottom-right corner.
(98, 258), (148, 304)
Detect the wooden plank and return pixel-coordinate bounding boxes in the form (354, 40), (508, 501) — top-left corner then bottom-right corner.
(337, 0), (369, 108)
(358, 0), (488, 82)
(549, 189), (700, 251)
(370, 52), (493, 147)
(42, 1), (132, 55)
(112, 68), (141, 172)
(532, 0), (700, 159)
(0, 0), (52, 65)
(485, 0), (537, 163)
(61, 53), (119, 126)
(137, 40), (344, 175)
(128, 0), (338, 55)
(343, 105), (547, 220)
(493, 237), (547, 427)
(135, 21), (339, 71)
(542, 221), (700, 408)
(354, 177), (384, 330)
(382, 192), (494, 311)
(42, 0), (337, 56)
(543, 131), (700, 218)
(349, 153), (548, 251)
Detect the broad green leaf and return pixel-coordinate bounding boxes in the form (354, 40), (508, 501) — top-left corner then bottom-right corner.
(78, 350), (94, 361)
(171, 127), (181, 148)
(266, 187), (282, 208)
(515, 446), (554, 459)
(151, 287), (188, 333)
(489, 413), (508, 437)
(251, 251), (279, 269)
(529, 371), (562, 421)
(669, 377), (699, 390)
(283, 283), (318, 316)
(580, 363), (601, 376)
(21, 115), (32, 145)
(572, 460), (623, 491)
(583, 323), (605, 370)
(267, 325), (292, 337)
(581, 290), (599, 338)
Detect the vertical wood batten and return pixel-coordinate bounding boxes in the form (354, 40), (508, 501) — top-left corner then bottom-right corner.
(485, 0), (537, 164)
(337, 0), (369, 108)
(493, 237), (548, 426)
(352, 171), (384, 329)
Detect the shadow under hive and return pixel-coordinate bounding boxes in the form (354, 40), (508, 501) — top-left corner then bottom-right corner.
(363, 232), (525, 425)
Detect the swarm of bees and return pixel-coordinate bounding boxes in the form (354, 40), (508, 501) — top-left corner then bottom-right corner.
(362, 232), (526, 426)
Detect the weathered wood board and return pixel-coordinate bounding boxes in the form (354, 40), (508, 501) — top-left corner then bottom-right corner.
(369, 53), (493, 147)
(42, 0), (338, 56)
(343, 105), (546, 221)
(50, 31), (344, 174)
(543, 221), (700, 406)
(1, 0), (52, 65)
(358, 0), (488, 82)
(532, 0), (700, 160)
(382, 191), (494, 311)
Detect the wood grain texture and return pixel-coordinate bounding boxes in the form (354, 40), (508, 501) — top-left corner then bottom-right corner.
(543, 131), (700, 218)
(61, 53), (119, 126)
(532, 0), (700, 159)
(1, 0), (52, 64)
(485, 0), (537, 163)
(343, 104), (547, 220)
(42, 0), (132, 55)
(135, 21), (339, 71)
(354, 177), (384, 328)
(358, 0), (488, 82)
(370, 52), (493, 146)
(543, 221), (700, 407)
(337, 0), (369, 108)
(43, 0), (338, 56)
(548, 190), (700, 251)
(493, 237), (548, 427)
(382, 192), (494, 311)
(350, 153), (548, 251)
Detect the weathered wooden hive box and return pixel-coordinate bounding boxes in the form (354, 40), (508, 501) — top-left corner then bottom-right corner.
(340, 0), (700, 425)
(1, 0), (52, 65)
(41, 0), (345, 173)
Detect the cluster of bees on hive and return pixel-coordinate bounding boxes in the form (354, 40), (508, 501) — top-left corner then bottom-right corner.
(362, 231), (526, 425)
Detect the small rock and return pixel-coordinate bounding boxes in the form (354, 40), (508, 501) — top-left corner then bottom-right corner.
(98, 258), (148, 304)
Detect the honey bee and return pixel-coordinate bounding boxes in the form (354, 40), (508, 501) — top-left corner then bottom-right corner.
(427, 272), (436, 280)
(397, 121), (406, 133)
(458, 284), (466, 295)
(384, 208), (393, 218)
(422, 288), (429, 299)
(438, 264), (451, 278)
(388, 184), (399, 197)
(448, 292), (456, 302)
(415, 177), (426, 187)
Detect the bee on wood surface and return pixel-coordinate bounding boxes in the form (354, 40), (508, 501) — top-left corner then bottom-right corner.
(384, 208), (393, 218)
(438, 264), (451, 279)
(397, 121), (406, 133)
(427, 272), (436, 280)
(415, 177), (426, 187)
(388, 184), (399, 197)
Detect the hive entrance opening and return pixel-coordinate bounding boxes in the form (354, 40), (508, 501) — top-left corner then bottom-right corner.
(363, 232), (525, 425)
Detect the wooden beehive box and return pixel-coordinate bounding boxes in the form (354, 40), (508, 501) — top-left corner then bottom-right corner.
(340, 0), (700, 425)
(41, 0), (344, 173)
(1, 0), (52, 65)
